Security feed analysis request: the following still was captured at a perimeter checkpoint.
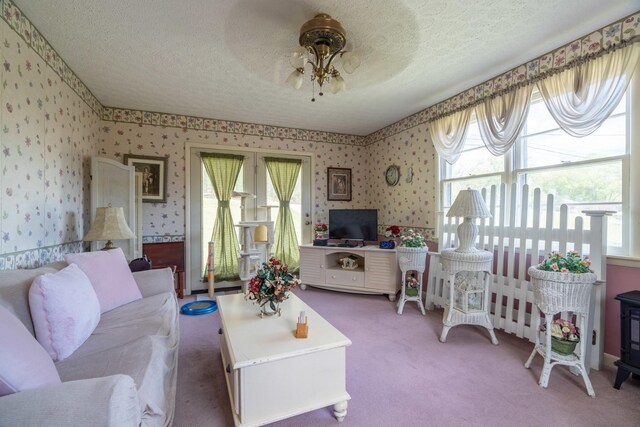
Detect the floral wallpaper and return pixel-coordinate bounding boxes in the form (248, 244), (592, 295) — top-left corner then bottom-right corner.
(1, 0), (636, 269)
(98, 122), (369, 238)
(366, 122), (437, 241)
(0, 16), (99, 269)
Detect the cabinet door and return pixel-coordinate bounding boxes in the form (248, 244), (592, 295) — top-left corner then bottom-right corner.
(299, 248), (325, 285)
(365, 251), (398, 291)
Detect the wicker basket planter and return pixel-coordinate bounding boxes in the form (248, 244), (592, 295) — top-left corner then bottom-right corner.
(527, 267), (597, 314)
(551, 336), (578, 355)
(397, 246), (428, 271)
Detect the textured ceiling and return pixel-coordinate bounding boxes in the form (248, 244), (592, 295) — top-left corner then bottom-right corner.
(13, 0), (640, 136)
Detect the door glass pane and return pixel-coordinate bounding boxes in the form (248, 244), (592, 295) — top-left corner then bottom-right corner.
(266, 171), (303, 245)
(201, 165), (243, 276)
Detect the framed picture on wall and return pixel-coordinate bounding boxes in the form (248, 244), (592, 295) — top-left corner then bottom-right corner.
(327, 167), (352, 201)
(123, 154), (168, 203)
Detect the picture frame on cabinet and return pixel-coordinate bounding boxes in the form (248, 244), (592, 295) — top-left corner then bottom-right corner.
(123, 154), (168, 203)
(327, 167), (352, 201)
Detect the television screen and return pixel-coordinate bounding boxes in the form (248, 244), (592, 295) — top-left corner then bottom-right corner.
(329, 209), (378, 241)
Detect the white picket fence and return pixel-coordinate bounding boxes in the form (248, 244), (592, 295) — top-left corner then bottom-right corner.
(426, 183), (611, 370)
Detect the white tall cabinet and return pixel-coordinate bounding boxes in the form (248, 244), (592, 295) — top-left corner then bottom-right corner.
(299, 244), (400, 301)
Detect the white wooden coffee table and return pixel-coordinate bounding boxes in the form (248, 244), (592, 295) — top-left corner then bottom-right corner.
(217, 292), (352, 427)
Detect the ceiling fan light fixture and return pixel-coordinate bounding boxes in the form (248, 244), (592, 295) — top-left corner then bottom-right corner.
(286, 69), (305, 90)
(331, 74), (346, 94)
(287, 13), (359, 100)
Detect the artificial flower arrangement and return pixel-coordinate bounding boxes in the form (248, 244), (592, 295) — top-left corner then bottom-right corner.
(246, 257), (300, 315)
(398, 229), (427, 247)
(384, 225), (401, 239)
(550, 318), (580, 343)
(536, 250), (592, 274)
(314, 223), (328, 239)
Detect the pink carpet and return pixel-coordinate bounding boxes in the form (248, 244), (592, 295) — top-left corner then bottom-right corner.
(174, 287), (640, 427)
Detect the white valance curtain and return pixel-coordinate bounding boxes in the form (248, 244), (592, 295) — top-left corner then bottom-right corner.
(475, 84), (533, 155)
(428, 107), (472, 164)
(430, 43), (640, 164)
(537, 43), (640, 137)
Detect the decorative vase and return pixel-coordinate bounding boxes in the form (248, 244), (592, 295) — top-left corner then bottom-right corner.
(551, 337), (578, 355)
(259, 300), (281, 317)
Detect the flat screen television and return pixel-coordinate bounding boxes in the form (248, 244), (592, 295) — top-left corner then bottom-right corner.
(329, 209), (378, 242)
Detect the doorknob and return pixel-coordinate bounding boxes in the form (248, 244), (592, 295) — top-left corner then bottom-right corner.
(305, 221), (311, 225)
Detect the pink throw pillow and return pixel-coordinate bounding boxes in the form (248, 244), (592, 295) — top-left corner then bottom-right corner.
(65, 248), (142, 313)
(0, 304), (62, 396)
(29, 263), (101, 362)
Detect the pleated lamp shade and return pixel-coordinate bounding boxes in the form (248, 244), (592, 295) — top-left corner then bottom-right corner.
(446, 189), (491, 253)
(84, 207), (135, 250)
(446, 189), (492, 219)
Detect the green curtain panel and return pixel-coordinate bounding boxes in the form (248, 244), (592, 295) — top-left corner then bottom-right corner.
(265, 157), (302, 270)
(201, 153), (244, 281)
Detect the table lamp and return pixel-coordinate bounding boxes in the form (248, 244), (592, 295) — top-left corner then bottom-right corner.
(84, 207), (135, 250)
(446, 188), (492, 253)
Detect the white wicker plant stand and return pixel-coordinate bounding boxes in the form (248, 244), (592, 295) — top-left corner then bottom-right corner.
(439, 249), (499, 345)
(524, 267), (597, 397)
(396, 247), (428, 315)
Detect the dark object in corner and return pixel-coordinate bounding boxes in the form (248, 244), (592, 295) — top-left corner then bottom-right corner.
(614, 291), (640, 390)
(129, 255), (152, 272)
(379, 240), (396, 249)
(313, 239), (329, 246)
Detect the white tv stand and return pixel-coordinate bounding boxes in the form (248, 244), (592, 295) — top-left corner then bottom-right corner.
(299, 244), (400, 301)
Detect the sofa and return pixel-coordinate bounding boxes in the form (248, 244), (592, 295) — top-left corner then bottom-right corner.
(0, 260), (179, 427)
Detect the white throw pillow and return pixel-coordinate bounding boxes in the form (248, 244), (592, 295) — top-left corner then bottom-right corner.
(65, 248), (142, 313)
(29, 263), (101, 362)
(0, 304), (61, 396)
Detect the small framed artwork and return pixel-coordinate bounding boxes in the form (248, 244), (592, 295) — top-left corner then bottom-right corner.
(123, 154), (168, 203)
(327, 167), (352, 201)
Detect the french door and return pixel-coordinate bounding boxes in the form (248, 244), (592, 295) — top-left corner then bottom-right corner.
(187, 146), (313, 293)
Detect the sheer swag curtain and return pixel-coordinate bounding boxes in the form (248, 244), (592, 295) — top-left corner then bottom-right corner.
(537, 43), (640, 137)
(428, 107), (472, 164)
(475, 84), (533, 155)
(201, 153), (244, 280)
(430, 43), (640, 164)
(265, 157), (302, 270)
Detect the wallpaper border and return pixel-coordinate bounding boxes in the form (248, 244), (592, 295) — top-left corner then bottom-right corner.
(0, 241), (83, 270)
(102, 107), (367, 146)
(364, 10), (640, 145)
(0, 0), (103, 117)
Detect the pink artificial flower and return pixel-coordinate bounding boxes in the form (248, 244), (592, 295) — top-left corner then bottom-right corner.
(561, 268), (569, 273)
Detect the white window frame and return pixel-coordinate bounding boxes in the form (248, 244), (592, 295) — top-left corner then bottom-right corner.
(439, 83), (634, 256)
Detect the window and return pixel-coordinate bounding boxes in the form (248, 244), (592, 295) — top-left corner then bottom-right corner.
(440, 88), (630, 255)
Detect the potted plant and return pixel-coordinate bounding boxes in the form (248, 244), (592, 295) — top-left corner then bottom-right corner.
(528, 251), (597, 298)
(549, 318), (580, 355)
(528, 251), (596, 354)
(396, 229), (429, 272)
(384, 225), (401, 241)
(245, 257), (301, 317)
(314, 223), (328, 239)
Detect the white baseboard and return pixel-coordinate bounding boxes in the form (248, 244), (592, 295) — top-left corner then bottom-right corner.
(603, 352), (618, 369)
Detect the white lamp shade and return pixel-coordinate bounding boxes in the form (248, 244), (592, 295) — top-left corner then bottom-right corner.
(446, 189), (492, 219)
(331, 74), (346, 94)
(341, 51), (361, 74)
(286, 69), (304, 90)
(289, 46), (309, 69)
(84, 207), (135, 242)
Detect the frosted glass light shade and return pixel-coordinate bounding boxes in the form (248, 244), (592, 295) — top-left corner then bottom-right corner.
(447, 189), (492, 219)
(341, 51), (361, 74)
(84, 207), (135, 250)
(289, 46), (309, 69)
(286, 69), (304, 90)
(331, 75), (346, 94)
